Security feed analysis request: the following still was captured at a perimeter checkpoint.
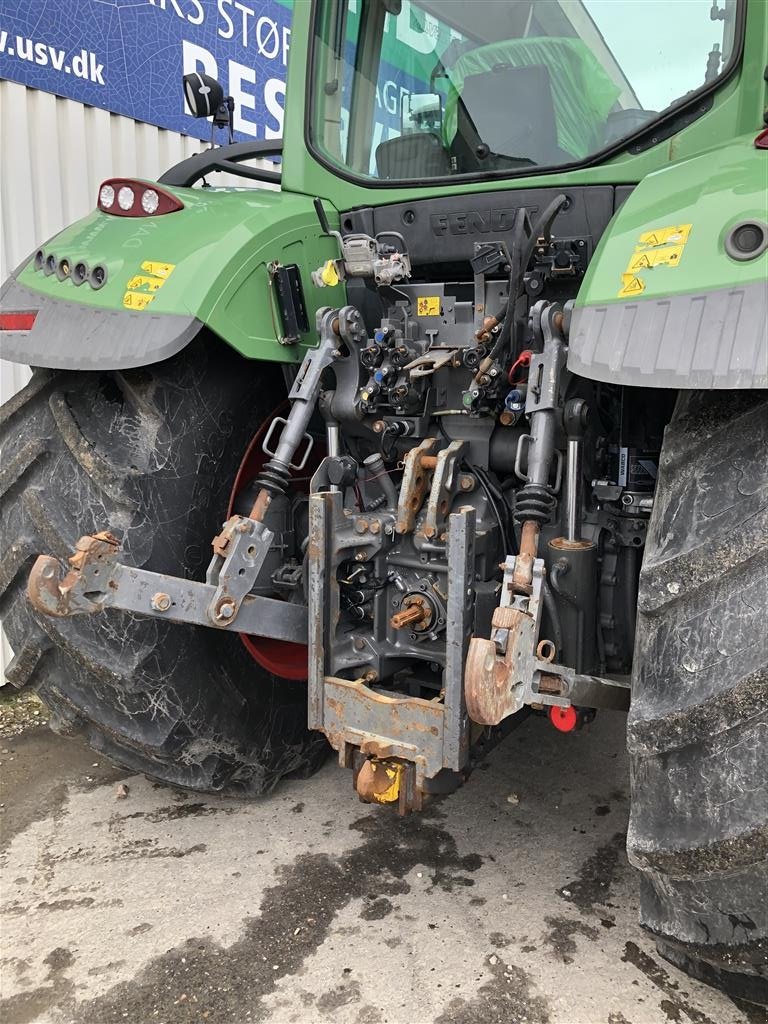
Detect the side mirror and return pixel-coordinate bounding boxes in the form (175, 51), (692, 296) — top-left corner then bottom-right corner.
(183, 72), (225, 118)
(402, 92), (443, 135)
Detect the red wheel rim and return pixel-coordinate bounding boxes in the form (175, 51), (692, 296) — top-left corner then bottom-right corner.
(227, 403), (322, 681)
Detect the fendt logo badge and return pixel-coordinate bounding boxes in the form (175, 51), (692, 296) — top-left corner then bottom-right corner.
(430, 208), (538, 236)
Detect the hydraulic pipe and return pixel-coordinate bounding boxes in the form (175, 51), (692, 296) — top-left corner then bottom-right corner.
(562, 399), (589, 543)
(363, 452), (398, 509)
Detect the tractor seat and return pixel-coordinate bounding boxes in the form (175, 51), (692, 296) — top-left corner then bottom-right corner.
(376, 132), (452, 180)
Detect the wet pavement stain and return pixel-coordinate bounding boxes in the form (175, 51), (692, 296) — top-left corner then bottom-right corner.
(621, 941), (717, 1024)
(37, 810), (484, 1023)
(558, 831), (627, 912)
(432, 956), (551, 1024)
(316, 979), (362, 1013)
(541, 915), (600, 963)
(359, 896), (394, 920)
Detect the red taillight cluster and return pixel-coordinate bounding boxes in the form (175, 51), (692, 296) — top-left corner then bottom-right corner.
(97, 179), (184, 217)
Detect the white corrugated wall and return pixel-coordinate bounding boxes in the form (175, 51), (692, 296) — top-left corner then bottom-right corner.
(0, 79), (224, 680)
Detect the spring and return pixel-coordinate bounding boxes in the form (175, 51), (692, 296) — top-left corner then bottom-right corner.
(255, 458), (291, 497)
(514, 482), (556, 525)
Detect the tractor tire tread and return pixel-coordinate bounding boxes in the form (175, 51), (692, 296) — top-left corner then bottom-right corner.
(627, 390), (768, 1006)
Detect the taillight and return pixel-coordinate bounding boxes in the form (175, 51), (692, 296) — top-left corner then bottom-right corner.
(755, 127), (768, 150)
(0, 312), (38, 331)
(97, 179), (184, 217)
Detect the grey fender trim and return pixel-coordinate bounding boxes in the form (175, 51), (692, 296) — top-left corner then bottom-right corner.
(0, 277), (201, 371)
(568, 281), (768, 389)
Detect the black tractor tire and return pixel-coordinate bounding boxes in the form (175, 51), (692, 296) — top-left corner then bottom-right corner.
(0, 337), (327, 794)
(627, 390), (768, 1006)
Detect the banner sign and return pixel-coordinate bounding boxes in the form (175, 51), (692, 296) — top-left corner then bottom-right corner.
(0, 0), (457, 150)
(0, 0), (292, 143)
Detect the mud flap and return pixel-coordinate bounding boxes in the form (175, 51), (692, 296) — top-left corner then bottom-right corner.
(0, 276), (201, 370)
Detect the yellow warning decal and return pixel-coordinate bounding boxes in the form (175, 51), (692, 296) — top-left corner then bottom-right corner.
(617, 224), (692, 297)
(140, 260), (176, 279)
(122, 291), (154, 310)
(123, 261), (176, 310)
(417, 296), (440, 316)
(126, 274), (165, 293)
(635, 224), (692, 250)
(626, 244), (685, 273)
(618, 274), (646, 298)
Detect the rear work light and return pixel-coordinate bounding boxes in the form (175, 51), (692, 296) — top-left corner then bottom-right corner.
(0, 312), (38, 331)
(97, 179), (184, 217)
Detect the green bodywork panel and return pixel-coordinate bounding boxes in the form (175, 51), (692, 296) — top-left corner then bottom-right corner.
(15, 186), (345, 363)
(575, 134), (768, 308)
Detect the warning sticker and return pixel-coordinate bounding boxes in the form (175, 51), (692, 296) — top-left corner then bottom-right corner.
(141, 260), (176, 279)
(618, 274), (646, 298)
(122, 291), (154, 310)
(617, 224), (692, 297)
(126, 274), (165, 293)
(626, 244), (685, 272)
(636, 224), (692, 250)
(417, 296), (441, 316)
(123, 261), (176, 310)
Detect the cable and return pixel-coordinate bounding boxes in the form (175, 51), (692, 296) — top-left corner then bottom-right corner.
(468, 463), (514, 557)
(476, 465), (519, 556)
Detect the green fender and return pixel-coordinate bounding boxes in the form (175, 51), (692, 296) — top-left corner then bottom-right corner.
(0, 185), (345, 370)
(569, 134), (768, 389)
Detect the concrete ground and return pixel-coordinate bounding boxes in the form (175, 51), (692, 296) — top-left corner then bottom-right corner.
(0, 713), (761, 1024)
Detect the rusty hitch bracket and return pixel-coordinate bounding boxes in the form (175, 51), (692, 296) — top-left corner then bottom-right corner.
(308, 490), (477, 812)
(465, 552), (630, 726)
(28, 532), (308, 642)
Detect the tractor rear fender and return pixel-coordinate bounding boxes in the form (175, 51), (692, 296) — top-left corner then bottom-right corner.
(0, 185), (345, 371)
(569, 134), (768, 389)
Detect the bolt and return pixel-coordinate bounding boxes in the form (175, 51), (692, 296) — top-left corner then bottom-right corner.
(353, 637), (366, 651)
(370, 521), (381, 535)
(151, 592), (171, 612)
(216, 600), (236, 620)
(355, 552), (367, 562)
(355, 519), (369, 534)
(460, 474), (475, 491)
(372, 420), (386, 434)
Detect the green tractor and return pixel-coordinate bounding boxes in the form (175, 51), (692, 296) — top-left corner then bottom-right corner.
(1, 0), (766, 1004)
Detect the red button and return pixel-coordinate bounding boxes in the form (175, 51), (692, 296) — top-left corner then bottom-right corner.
(549, 705), (578, 732)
